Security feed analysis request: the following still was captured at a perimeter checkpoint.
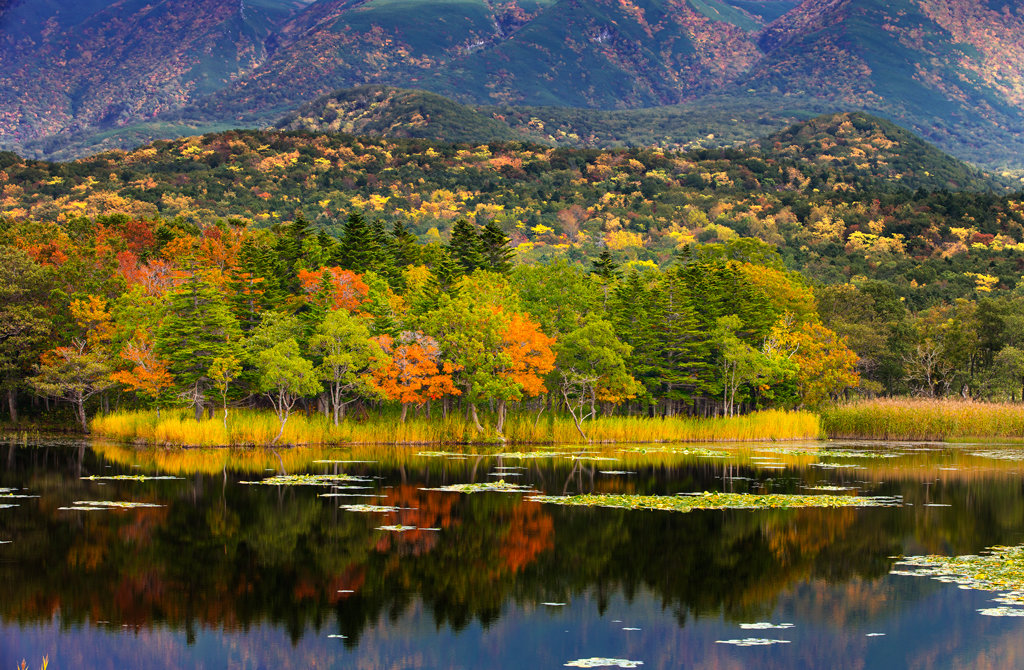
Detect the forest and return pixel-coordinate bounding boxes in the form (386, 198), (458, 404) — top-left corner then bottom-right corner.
(2, 118), (1024, 443)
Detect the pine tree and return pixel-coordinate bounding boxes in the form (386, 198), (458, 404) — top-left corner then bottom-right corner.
(480, 220), (513, 274)
(448, 219), (483, 276)
(156, 272), (243, 420)
(335, 212), (377, 272)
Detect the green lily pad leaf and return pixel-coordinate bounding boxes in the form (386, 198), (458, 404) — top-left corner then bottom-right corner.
(241, 474), (370, 486)
(420, 481), (537, 494)
(528, 492), (901, 512)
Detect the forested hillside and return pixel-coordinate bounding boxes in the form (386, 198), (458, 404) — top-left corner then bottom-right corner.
(1, 116), (1024, 431)
(2, 0), (1024, 168)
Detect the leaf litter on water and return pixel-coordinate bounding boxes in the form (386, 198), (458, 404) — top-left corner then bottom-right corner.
(527, 491), (901, 512)
(339, 504), (403, 513)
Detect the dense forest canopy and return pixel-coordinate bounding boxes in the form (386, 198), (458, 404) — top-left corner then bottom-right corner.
(1, 117), (1023, 431)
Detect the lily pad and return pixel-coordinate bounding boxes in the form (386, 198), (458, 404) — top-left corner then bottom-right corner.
(420, 481), (537, 494)
(58, 500), (163, 510)
(241, 474), (369, 486)
(716, 638), (792, 646)
(339, 504), (402, 513)
(81, 475), (182, 481)
(739, 622), (794, 630)
(564, 659), (643, 668)
(528, 491), (901, 513)
(375, 525), (417, 532)
(893, 545), (1024, 608)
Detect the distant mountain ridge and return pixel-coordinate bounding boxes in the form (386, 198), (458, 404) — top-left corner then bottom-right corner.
(1, 0), (1023, 168)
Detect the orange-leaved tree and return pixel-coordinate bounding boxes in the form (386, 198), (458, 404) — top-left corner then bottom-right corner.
(371, 331), (460, 422)
(110, 330), (174, 416)
(298, 266), (369, 312)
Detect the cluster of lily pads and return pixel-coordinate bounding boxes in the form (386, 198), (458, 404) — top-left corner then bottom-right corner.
(526, 491), (902, 513)
(420, 481), (537, 494)
(564, 659), (642, 668)
(240, 473), (370, 486)
(81, 475), (182, 481)
(58, 500), (164, 511)
(892, 544), (1024, 615)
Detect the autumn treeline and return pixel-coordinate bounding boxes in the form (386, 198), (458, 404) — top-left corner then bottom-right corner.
(1, 211), (865, 439)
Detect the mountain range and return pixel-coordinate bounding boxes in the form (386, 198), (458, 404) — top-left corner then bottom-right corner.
(1, 0), (1023, 168)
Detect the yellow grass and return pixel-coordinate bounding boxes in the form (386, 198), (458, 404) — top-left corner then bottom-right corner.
(822, 398), (1024, 441)
(90, 408), (821, 448)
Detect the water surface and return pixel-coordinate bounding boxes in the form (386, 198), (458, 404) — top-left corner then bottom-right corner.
(2, 438), (1024, 669)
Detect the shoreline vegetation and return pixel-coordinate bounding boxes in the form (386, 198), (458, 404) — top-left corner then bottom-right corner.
(823, 399), (1024, 442)
(89, 408), (822, 447)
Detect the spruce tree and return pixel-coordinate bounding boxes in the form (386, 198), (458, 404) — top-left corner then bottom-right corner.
(591, 250), (619, 279)
(371, 219), (399, 285)
(480, 220), (513, 274)
(390, 221), (420, 269)
(156, 272), (243, 420)
(335, 212), (377, 272)
(448, 219), (483, 276)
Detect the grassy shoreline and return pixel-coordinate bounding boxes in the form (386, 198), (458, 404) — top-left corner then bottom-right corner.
(822, 398), (1024, 442)
(89, 408), (822, 447)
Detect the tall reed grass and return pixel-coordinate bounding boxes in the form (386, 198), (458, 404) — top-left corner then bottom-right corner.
(90, 408), (821, 447)
(822, 398), (1024, 441)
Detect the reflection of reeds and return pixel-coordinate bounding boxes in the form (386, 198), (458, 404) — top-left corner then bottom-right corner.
(823, 399), (1024, 441)
(90, 408), (821, 447)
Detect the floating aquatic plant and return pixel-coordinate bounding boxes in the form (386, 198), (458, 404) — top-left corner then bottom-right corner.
(339, 504), (402, 513)
(716, 638), (791, 646)
(619, 447), (728, 457)
(892, 544), (1024, 607)
(240, 473), (369, 486)
(564, 659), (643, 668)
(420, 481), (537, 494)
(978, 607), (1024, 617)
(376, 525), (417, 532)
(81, 475), (183, 481)
(541, 602), (566, 606)
(739, 622), (794, 630)
(528, 491), (901, 513)
(0, 505), (18, 509)
(58, 501), (164, 511)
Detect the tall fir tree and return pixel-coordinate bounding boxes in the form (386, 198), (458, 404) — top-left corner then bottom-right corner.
(390, 221), (421, 269)
(591, 250), (619, 279)
(335, 212), (377, 272)
(448, 219), (484, 276)
(156, 272), (243, 420)
(480, 220), (513, 274)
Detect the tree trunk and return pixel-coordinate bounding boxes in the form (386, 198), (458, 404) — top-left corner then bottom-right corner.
(7, 387), (16, 424)
(496, 399), (506, 434)
(470, 403), (484, 433)
(76, 399), (90, 433)
(401, 403), (409, 423)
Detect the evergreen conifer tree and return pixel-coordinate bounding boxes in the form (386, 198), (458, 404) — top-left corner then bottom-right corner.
(480, 220), (513, 274)
(390, 221), (420, 269)
(156, 272), (243, 420)
(591, 250), (619, 279)
(448, 219), (483, 276)
(335, 212), (377, 272)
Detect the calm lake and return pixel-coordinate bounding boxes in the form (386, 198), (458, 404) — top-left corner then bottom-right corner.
(3, 437), (1024, 669)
